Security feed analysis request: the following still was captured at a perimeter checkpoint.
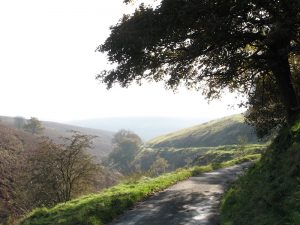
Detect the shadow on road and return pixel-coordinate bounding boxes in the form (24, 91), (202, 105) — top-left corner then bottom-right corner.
(109, 163), (250, 225)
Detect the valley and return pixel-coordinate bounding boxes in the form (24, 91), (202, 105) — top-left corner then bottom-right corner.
(1, 113), (299, 225)
(0, 113), (268, 225)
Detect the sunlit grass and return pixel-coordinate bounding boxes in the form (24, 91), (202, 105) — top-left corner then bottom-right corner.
(20, 155), (258, 225)
(147, 114), (259, 148)
(221, 118), (300, 225)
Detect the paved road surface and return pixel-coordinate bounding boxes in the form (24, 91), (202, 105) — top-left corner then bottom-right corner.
(109, 163), (250, 225)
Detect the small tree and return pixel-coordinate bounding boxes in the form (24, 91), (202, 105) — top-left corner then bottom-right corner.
(26, 132), (100, 207)
(148, 156), (169, 177)
(237, 135), (248, 158)
(23, 117), (44, 135)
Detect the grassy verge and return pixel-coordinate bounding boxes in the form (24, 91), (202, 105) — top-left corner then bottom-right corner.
(20, 155), (259, 225)
(221, 119), (300, 225)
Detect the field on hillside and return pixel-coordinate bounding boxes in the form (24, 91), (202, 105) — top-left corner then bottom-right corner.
(147, 114), (260, 148)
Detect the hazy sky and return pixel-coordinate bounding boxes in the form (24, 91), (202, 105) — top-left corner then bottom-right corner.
(0, 0), (245, 122)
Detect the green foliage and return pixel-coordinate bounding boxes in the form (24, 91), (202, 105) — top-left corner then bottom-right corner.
(132, 146), (204, 171)
(98, 0), (300, 123)
(20, 157), (255, 225)
(134, 144), (265, 172)
(147, 114), (260, 148)
(193, 144), (264, 166)
(245, 55), (300, 138)
(148, 156), (169, 177)
(108, 130), (142, 174)
(221, 118), (300, 225)
(23, 117), (44, 135)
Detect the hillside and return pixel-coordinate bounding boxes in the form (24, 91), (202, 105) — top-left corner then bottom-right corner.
(42, 121), (113, 158)
(221, 117), (300, 224)
(147, 114), (259, 148)
(0, 122), (119, 224)
(0, 124), (40, 223)
(69, 117), (208, 141)
(133, 144), (265, 172)
(0, 116), (114, 158)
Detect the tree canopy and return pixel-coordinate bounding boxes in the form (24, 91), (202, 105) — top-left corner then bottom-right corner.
(108, 130), (142, 174)
(23, 117), (44, 135)
(99, 0), (300, 124)
(245, 55), (300, 137)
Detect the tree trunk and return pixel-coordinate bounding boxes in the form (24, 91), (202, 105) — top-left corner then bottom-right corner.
(268, 50), (299, 123)
(268, 38), (300, 124)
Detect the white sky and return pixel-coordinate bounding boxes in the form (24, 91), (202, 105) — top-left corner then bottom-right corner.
(0, 0), (245, 123)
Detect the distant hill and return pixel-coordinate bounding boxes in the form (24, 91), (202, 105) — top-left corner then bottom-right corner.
(68, 117), (209, 141)
(0, 116), (114, 158)
(147, 114), (259, 148)
(41, 121), (114, 158)
(0, 122), (40, 153)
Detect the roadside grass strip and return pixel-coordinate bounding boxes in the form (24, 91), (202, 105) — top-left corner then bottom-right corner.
(21, 154), (259, 225)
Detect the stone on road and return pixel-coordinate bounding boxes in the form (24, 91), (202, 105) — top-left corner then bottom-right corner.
(109, 163), (250, 225)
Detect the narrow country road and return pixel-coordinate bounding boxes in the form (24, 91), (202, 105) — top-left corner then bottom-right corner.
(109, 163), (251, 225)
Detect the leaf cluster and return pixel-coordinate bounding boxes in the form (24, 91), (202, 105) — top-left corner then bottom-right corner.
(245, 55), (300, 138)
(108, 130), (143, 174)
(99, 0), (299, 100)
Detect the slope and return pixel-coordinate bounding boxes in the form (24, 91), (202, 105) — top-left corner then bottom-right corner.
(69, 117), (208, 141)
(0, 116), (114, 158)
(42, 121), (113, 157)
(221, 117), (300, 225)
(0, 124), (40, 224)
(147, 114), (259, 148)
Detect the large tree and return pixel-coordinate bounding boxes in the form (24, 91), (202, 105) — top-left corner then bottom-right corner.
(108, 130), (142, 174)
(98, 0), (300, 123)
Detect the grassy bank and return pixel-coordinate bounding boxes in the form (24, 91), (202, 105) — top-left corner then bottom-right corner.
(147, 114), (259, 148)
(133, 144), (266, 172)
(20, 155), (259, 225)
(221, 119), (300, 225)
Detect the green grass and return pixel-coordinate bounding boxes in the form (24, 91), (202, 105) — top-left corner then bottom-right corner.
(193, 144), (266, 166)
(133, 144), (266, 172)
(20, 155), (258, 225)
(147, 114), (260, 148)
(133, 146), (214, 171)
(221, 118), (300, 225)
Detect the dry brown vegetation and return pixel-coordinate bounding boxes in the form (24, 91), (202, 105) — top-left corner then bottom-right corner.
(0, 121), (119, 225)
